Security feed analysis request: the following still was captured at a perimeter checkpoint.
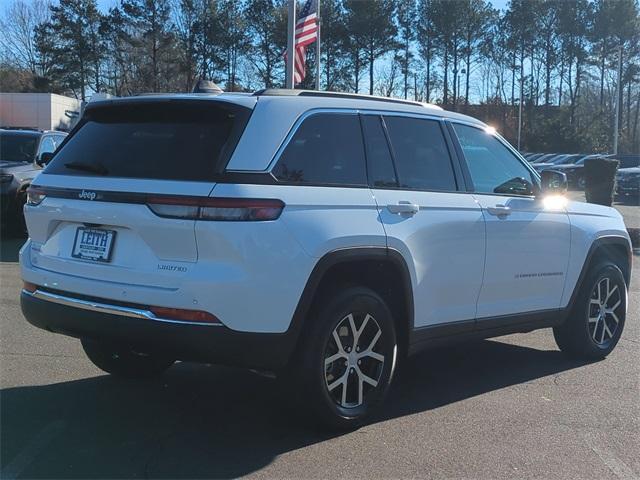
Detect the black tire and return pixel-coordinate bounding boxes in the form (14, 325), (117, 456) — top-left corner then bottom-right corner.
(81, 338), (175, 378)
(554, 262), (626, 360)
(16, 188), (28, 233)
(295, 286), (398, 430)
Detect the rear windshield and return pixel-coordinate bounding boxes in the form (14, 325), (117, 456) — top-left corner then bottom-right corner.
(0, 133), (39, 163)
(45, 101), (251, 181)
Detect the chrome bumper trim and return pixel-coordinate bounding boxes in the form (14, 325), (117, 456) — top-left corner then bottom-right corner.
(22, 289), (222, 327)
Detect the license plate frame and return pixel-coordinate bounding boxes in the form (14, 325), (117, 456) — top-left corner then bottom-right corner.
(71, 227), (117, 263)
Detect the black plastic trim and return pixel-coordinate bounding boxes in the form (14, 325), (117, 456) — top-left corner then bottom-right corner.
(21, 290), (294, 370)
(408, 309), (563, 355)
(285, 247), (415, 350)
(565, 236), (632, 310)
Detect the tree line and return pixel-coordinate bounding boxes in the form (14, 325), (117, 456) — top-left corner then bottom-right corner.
(1, 0), (639, 153)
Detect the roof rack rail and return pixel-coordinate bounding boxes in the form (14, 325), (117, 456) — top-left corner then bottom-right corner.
(253, 89), (435, 108)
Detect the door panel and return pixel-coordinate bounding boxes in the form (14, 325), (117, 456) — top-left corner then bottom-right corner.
(375, 189), (485, 327)
(473, 195), (570, 318)
(362, 114), (485, 328)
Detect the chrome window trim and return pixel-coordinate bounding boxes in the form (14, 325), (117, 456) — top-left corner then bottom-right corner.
(23, 289), (222, 327)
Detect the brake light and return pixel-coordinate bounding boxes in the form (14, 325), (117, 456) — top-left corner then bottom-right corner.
(149, 306), (221, 324)
(146, 196), (284, 221)
(26, 186), (46, 206)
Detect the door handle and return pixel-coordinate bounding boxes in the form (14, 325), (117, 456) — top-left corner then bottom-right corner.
(387, 201), (419, 215)
(487, 205), (512, 217)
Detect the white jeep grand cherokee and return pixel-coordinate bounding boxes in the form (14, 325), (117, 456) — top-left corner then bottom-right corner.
(20, 90), (632, 429)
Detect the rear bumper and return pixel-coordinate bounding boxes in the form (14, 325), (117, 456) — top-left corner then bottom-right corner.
(21, 288), (296, 370)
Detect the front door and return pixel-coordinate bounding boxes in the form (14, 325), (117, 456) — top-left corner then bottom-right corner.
(450, 123), (570, 319)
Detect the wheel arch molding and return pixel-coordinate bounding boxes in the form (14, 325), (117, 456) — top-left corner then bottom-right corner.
(286, 247), (415, 360)
(567, 235), (632, 312)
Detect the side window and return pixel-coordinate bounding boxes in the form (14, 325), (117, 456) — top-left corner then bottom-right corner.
(452, 123), (537, 195)
(272, 113), (366, 186)
(361, 115), (397, 188)
(38, 136), (56, 155)
(383, 116), (457, 191)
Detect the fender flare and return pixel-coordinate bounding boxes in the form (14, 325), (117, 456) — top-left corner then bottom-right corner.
(565, 235), (632, 313)
(285, 246), (414, 343)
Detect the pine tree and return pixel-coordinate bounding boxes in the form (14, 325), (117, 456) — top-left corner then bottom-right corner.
(344, 0), (397, 96)
(36, 0), (103, 99)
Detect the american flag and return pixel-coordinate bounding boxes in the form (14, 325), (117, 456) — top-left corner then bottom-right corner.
(292, 0), (318, 85)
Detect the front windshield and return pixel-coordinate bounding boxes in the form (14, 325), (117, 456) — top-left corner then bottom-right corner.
(0, 133), (39, 162)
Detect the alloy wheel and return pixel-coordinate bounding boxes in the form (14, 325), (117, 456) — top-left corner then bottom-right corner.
(588, 277), (623, 346)
(323, 312), (385, 408)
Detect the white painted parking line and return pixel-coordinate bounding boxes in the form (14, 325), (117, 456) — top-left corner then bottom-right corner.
(583, 432), (638, 480)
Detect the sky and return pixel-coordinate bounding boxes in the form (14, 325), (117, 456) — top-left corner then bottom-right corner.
(95, 0), (511, 14)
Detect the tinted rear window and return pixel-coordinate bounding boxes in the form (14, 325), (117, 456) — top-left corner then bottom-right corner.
(383, 116), (457, 191)
(272, 113), (367, 186)
(45, 101), (251, 181)
(361, 115), (397, 188)
(0, 133), (39, 162)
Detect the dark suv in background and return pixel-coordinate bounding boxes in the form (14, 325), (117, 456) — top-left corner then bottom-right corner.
(0, 129), (67, 230)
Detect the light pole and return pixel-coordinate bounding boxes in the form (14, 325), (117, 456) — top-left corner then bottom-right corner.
(613, 45), (622, 155)
(285, 0), (296, 89)
(517, 63), (524, 151)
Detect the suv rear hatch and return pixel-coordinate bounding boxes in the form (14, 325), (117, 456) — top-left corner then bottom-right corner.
(26, 96), (255, 289)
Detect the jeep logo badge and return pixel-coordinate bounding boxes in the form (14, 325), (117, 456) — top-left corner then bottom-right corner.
(78, 190), (97, 201)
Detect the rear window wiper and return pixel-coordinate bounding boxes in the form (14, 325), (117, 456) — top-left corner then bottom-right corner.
(64, 161), (109, 176)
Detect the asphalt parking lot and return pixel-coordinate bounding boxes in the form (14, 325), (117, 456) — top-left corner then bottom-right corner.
(1, 230), (639, 479)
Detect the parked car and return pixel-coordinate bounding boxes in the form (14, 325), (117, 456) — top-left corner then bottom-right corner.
(19, 90), (632, 429)
(532, 153), (585, 173)
(610, 154), (640, 169)
(525, 153), (546, 162)
(530, 153), (560, 163)
(552, 154), (609, 190)
(615, 167), (639, 201)
(0, 129), (67, 229)
(614, 156), (640, 202)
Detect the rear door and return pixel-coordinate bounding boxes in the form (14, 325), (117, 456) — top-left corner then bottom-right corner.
(363, 114), (485, 328)
(450, 122), (570, 319)
(26, 98), (254, 289)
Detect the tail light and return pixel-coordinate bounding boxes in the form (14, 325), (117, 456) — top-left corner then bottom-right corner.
(146, 196), (284, 221)
(26, 186), (46, 206)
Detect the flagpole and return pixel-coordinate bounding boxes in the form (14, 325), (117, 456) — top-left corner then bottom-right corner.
(286, 0), (296, 89)
(315, 0), (321, 90)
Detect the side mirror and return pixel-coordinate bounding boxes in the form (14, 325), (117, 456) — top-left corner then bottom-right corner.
(37, 151), (54, 167)
(540, 170), (568, 194)
(494, 176), (534, 196)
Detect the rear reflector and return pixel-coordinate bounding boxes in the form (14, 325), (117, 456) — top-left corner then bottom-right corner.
(23, 281), (37, 293)
(149, 306), (221, 324)
(146, 196), (284, 221)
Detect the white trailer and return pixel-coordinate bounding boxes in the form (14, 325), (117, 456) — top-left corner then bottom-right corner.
(0, 93), (82, 131)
